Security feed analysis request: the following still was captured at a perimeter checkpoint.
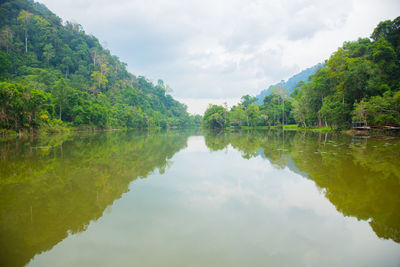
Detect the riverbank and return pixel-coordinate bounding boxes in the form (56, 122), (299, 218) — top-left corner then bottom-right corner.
(0, 124), (202, 142)
(229, 124), (400, 136)
(231, 124), (336, 133)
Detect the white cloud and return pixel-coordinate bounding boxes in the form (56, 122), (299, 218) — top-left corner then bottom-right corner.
(38, 0), (400, 114)
(176, 97), (240, 115)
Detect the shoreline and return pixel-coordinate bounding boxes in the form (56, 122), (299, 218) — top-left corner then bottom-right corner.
(224, 124), (400, 136)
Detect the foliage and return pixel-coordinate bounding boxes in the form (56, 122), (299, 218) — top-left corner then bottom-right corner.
(289, 17), (400, 127)
(202, 104), (229, 129)
(0, 0), (199, 133)
(204, 90), (295, 129)
(254, 63), (322, 104)
(214, 16), (400, 130)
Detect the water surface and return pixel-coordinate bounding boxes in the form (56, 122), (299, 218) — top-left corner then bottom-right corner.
(0, 130), (399, 266)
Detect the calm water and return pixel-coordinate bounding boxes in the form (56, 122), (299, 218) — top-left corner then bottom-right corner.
(0, 130), (399, 267)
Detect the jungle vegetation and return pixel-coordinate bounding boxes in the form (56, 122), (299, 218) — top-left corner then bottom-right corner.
(203, 17), (400, 129)
(0, 0), (201, 134)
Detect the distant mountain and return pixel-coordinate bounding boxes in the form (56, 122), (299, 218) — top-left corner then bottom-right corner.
(255, 63), (323, 104)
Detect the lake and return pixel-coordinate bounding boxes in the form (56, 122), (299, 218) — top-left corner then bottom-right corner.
(1, 129), (399, 267)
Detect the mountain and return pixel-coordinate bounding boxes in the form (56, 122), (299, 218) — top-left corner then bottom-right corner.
(255, 63), (322, 104)
(0, 0), (200, 133)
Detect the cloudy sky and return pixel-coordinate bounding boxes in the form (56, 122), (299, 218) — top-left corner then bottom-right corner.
(39, 0), (400, 114)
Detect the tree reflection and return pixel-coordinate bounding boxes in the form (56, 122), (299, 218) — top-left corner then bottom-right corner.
(0, 130), (191, 267)
(204, 130), (400, 243)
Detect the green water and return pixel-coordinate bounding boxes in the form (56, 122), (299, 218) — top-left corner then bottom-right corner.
(0, 130), (399, 267)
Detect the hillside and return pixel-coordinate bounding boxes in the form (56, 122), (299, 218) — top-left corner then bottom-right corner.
(203, 16), (400, 129)
(0, 0), (200, 134)
(255, 63), (322, 104)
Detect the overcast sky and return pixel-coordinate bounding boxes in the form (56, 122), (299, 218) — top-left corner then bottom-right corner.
(39, 0), (400, 114)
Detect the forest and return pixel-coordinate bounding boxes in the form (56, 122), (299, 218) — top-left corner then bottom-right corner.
(0, 0), (201, 134)
(203, 17), (400, 130)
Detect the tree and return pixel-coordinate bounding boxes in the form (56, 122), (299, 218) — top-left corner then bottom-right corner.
(363, 91), (400, 126)
(25, 89), (47, 131)
(230, 104), (246, 127)
(17, 10), (33, 54)
(371, 20), (393, 41)
(0, 27), (13, 54)
(246, 103), (260, 127)
(43, 44), (55, 65)
(90, 48), (99, 66)
(91, 54), (109, 93)
(53, 78), (71, 120)
(352, 100), (368, 127)
(291, 97), (308, 127)
(319, 95), (347, 127)
(203, 104), (228, 129)
(273, 84), (287, 125)
(240, 94), (257, 108)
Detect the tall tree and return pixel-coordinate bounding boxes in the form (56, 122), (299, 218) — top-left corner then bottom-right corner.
(17, 10), (32, 54)
(53, 78), (70, 120)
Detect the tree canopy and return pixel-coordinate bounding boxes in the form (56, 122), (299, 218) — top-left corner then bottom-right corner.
(203, 16), (400, 129)
(0, 0), (200, 133)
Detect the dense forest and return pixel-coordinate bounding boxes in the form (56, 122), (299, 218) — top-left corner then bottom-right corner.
(203, 17), (400, 129)
(0, 0), (201, 134)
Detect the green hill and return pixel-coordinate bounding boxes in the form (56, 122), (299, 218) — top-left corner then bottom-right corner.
(0, 0), (200, 134)
(203, 16), (400, 129)
(255, 63), (322, 104)
(291, 17), (400, 128)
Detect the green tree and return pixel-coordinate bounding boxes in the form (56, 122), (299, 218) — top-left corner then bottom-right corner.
(230, 104), (246, 127)
(53, 78), (71, 120)
(43, 43), (55, 65)
(319, 94), (347, 127)
(203, 104), (228, 129)
(246, 103), (260, 127)
(240, 94), (257, 108)
(0, 26), (13, 54)
(17, 10), (33, 54)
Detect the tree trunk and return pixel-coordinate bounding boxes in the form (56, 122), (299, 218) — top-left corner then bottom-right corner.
(59, 105), (62, 120)
(282, 97), (285, 126)
(25, 29), (28, 54)
(318, 113), (322, 127)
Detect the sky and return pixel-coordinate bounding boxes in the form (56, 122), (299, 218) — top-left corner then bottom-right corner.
(38, 0), (400, 114)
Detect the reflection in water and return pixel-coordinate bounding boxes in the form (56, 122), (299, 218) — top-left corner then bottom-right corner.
(204, 130), (400, 243)
(0, 130), (192, 267)
(1, 129), (399, 266)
